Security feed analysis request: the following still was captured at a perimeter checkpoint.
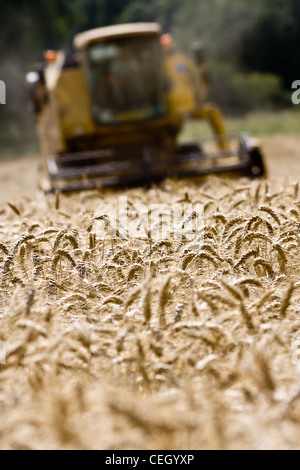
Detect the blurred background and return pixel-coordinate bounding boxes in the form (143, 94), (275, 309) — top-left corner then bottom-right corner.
(0, 0), (299, 158)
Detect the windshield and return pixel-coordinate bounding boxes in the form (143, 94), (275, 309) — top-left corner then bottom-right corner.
(87, 36), (166, 124)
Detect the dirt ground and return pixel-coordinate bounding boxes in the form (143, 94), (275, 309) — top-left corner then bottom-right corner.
(0, 135), (300, 450)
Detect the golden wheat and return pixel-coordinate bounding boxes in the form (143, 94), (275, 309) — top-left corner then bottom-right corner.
(0, 176), (299, 450)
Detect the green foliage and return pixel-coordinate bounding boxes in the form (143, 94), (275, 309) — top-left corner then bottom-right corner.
(240, 0), (300, 88)
(0, 0), (299, 154)
(180, 109), (300, 143)
(209, 63), (283, 112)
(233, 73), (282, 108)
(118, 0), (182, 30)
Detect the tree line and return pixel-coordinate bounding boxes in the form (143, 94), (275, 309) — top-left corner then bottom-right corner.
(0, 0), (299, 153)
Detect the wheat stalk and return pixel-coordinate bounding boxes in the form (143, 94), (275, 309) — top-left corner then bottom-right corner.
(254, 258), (275, 278)
(7, 202), (21, 216)
(159, 276), (172, 327)
(280, 284), (295, 316)
(272, 244), (287, 273)
(235, 249), (259, 268)
(258, 206), (281, 225)
(142, 286), (152, 323)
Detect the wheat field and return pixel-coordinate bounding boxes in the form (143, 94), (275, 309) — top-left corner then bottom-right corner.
(0, 175), (300, 450)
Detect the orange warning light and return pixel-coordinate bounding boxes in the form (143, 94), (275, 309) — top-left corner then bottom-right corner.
(44, 50), (57, 63)
(160, 34), (173, 48)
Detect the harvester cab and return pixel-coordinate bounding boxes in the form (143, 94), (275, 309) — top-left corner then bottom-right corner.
(26, 22), (265, 192)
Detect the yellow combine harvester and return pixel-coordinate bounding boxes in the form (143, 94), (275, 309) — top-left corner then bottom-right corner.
(26, 23), (265, 192)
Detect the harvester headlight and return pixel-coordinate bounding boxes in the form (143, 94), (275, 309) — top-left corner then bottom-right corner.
(26, 71), (39, 85)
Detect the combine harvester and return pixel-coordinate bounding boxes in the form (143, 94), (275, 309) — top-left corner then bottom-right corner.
(26, 23), (265, 192)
